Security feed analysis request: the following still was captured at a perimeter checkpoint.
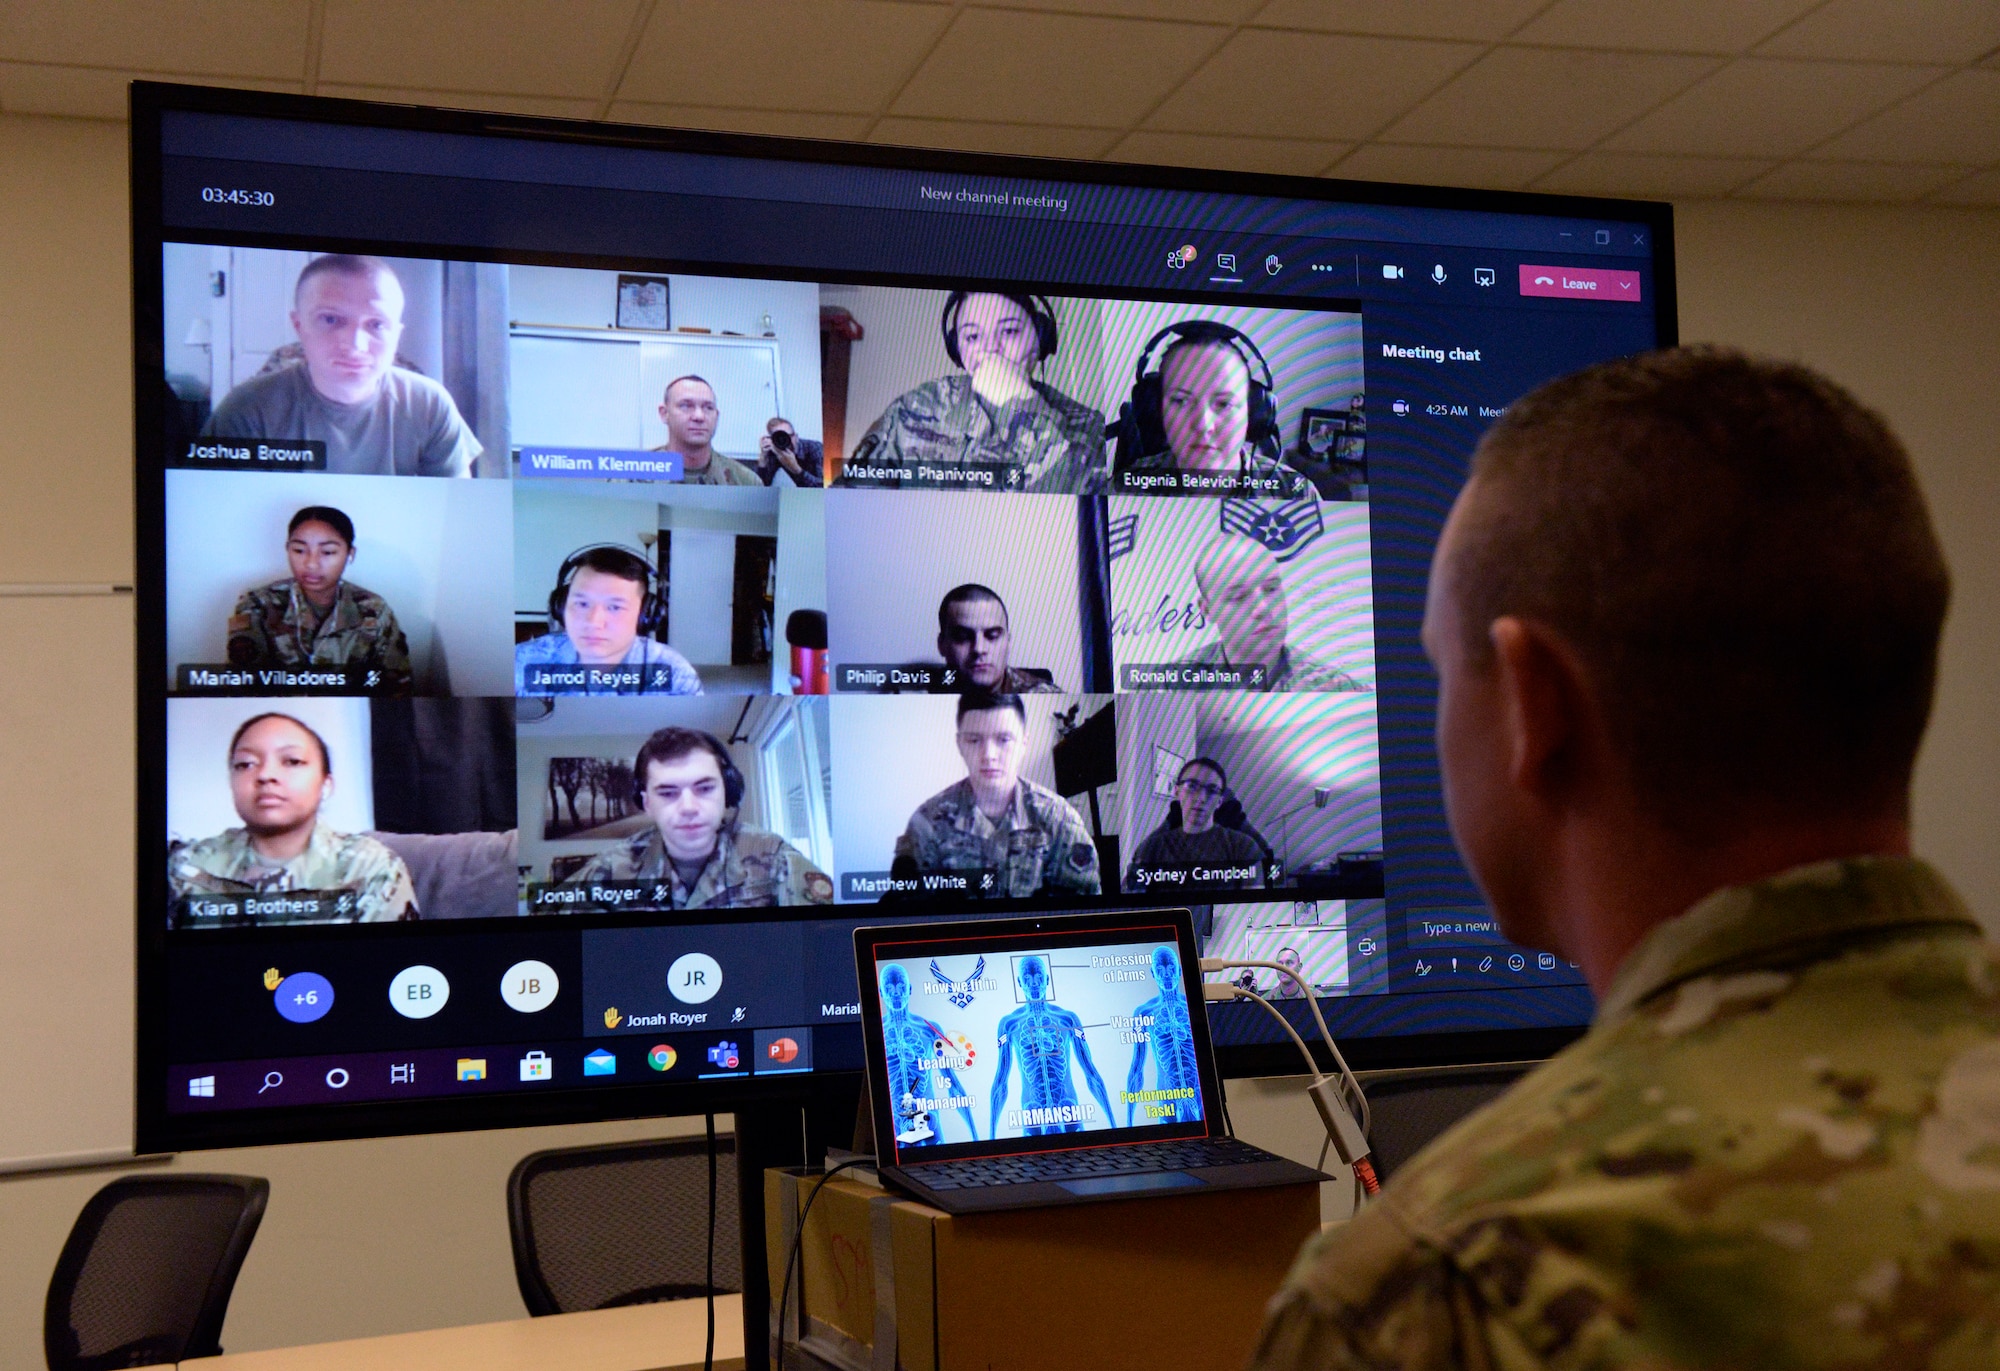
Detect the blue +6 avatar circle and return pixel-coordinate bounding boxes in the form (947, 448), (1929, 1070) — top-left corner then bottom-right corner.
(274, 971), (335, 1024)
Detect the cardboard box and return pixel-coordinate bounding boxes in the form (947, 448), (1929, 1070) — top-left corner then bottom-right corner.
(766, 1168), (1320, 1371)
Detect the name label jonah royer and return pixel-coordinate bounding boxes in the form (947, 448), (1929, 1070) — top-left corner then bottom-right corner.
(173, 439), (327, 472)
(524, 880), (668, 911)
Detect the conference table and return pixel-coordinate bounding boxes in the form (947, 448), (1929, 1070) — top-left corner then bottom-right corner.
(171, 1294), (745, 1370)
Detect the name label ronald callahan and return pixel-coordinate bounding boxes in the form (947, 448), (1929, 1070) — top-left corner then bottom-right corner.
(1007, 1103), (1098, 1129)
(1119, 662), (1270, 691)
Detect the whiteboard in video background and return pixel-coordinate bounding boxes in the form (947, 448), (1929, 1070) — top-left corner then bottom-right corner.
(509, 331), (784, 460)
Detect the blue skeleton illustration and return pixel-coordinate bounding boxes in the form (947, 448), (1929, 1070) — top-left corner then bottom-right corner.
(879, 963), (977, 1145)
(989, 954), (1114, 1137)
(1124, 945), (1202, 1126)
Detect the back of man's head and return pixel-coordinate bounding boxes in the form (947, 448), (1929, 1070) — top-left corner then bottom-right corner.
(1449, 345), (1948, 837)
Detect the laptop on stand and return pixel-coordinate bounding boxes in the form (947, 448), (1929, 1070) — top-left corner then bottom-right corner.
(853, 908), (1329, 1214)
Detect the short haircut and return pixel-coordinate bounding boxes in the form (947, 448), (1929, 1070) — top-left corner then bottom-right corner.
(662, 374), (715, 404)
(766, 416), (794, 432)
(565, 546), (651, 594)
(1192, 534), (1278, 600)
(287, 505), (354, 545)
(1450, 345), (1949, 833)
(294, 253), (397, 306)
(228, 712), (331, 775)
(938, 583), (1007, 633)
(956, 689), (1026, 727)
(633, 727), (732, 792)
(1177, 756), (1227, 790)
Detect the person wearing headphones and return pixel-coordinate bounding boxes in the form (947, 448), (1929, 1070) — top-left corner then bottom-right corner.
(514, 546), (703, 696)
(1111, 321), (1309, 497)
(225, 505), (411, 692)
(167, 712), (418, 925)
(1123, 757), (1266, 893)
(561, 726), (833, 909)
(839, 291), (1105, 494)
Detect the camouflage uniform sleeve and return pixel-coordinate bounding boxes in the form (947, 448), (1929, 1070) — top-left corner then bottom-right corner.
(370, 600), (413, 680)
(562, 847), (626, 884)
(350, 842), (420, 922)
(779, 844), (836, 906)
(1039, 798), (1102, 897)
(891, 805), (934, 878)
(226, 589), (268, 665)
(845, 395), (912, 477)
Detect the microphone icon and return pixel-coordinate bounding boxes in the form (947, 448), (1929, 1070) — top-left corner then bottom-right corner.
(1430, 264), (1447, 284)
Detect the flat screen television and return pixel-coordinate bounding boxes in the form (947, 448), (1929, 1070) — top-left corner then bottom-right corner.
(132, 81), (1673, 1156)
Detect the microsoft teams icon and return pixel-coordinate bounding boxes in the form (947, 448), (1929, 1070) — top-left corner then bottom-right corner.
(707, 1040), (740, 1070)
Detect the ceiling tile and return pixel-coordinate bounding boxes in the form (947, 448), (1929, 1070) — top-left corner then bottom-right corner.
(1928, 167), (2000, 203)
(1810, 70), (2000, 164)
(1108, 129), (1348, 175)
(1756, 0), (2000, 65)
(1327, 143), (1568, 190)
(1512, 0), (1823, 55)
(313, 85), (600, 119)
(620, 0), (953, 113)
(870, 118), (1118, 158)
(1602, 58), (1943, 159)
(0, 1), (310, 79)
(604, 103), (875, 140)
(1246, 0), (1545, 40)
(0, 63), (299, 120)
(987, 0), (1267, 20)
(1530, 151), (1776, 198)
(1736, 158), (1974, 202)
(1146, 30), (1482, 139)
(1381, 47), (1720, 149)
(318, 0), (641, 98)
(891, 10), (1225, 127)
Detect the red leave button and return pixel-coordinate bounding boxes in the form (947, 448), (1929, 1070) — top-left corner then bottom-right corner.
(1519, 265), (1643, 302)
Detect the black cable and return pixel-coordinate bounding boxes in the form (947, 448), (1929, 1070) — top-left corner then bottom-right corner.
(704, 1113), (717, 1371)
(774, 1156), (876, 1371)
(1217, 1081), (1236, 1139)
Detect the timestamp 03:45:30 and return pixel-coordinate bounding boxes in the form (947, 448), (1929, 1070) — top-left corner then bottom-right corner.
(201, 187), (275, 206)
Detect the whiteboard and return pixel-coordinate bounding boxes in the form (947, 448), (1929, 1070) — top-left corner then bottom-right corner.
(0, 591), (140, 1169)
(510, 328), (784, 460)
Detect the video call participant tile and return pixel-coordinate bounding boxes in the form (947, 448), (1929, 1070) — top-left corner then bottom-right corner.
(1114, 691), (1384, 899)
(829, 691), (1113, 903)
(166, 697), (518, 929)
(161, 245), (505, 478)
(823, 489), (1106, 695)
(824, 286), (1109, 494)
(515, 695), (834, 916)
(165, 471), (515, 698)
(505, 265), (823, 489)
(512, 482), (807, 697)
(1108, 494), (1375, 695)
(1096, 301), (1363, 500)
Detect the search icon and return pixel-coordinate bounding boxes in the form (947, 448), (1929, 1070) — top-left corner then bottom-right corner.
(258, 1071), (283, 1094)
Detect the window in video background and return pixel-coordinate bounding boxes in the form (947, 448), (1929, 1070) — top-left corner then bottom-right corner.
(513, 481), (804, 697)
(821, 285), (1109, 495)
(161, 244), (507, 478)
(165, 470), (515, 697)
(506, 266), (822, 488)
(514, 695), (833, 915)
(828, 692), (1114, 904)
(166, 697), (518, 928)
(1108, 495), (1374, 694)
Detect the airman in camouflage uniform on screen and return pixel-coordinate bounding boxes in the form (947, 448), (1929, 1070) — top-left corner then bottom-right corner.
(564, 820), (833, 911)
(227, 578), (412, 683)
(169, 822), (417, 925)
(1174, 641), (1363, 693)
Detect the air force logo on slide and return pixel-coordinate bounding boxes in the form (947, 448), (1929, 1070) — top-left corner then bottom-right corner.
(928, 956), (987, 1009)
(1219, 496), (1324, 561)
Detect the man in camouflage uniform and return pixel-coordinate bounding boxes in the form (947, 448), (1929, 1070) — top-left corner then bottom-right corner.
(924, 584), (1061, 695)
(564, 726), (832, 911)
(653, 375), (762, 486)
(839, 292), (1105, 494)
(1175, 535), (1364, 693)
(227, 505), (412, 689)
(167, 711), (417, 925)
(891, 691), (1101, 899)
(1251, 349), (1995, 1369)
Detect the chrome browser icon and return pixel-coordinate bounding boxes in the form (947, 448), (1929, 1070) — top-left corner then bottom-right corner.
(648, 1044), (677, 1072)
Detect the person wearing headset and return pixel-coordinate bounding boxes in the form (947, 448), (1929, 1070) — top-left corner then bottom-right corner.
(839, 291), (1106, 494)
(167, 712), (418, 925)
(225, 505), (411, 692)
(561, 726), (833, 909)
(1110, 321), (1309, 497)
(513, 545), (703, 696)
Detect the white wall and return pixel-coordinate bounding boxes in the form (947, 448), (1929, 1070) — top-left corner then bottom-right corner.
(164, 470), (515, 696)
(1196, 692), (1385, 869)
(823, 489), (1086, 690)
(507, 266), (822, 438)
(771, 488), (827, 692)
(1116, 691), (1197, 858)
(166, 697), (375, 843)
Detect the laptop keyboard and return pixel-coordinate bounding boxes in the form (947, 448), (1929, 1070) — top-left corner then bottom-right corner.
(905, 1136), (1271, 1190)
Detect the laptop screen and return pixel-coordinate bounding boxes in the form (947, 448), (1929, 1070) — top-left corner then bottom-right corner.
(857, 913), (1219, 1166)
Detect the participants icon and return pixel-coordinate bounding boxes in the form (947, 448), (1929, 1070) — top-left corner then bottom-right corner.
(273, 971), (334, 1024)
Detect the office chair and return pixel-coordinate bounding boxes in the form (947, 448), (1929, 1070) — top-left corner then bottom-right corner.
(508, 1134), (741, 1316)
(44, 1173), (269, 1371)
(1363, 1065), (1533, 1180)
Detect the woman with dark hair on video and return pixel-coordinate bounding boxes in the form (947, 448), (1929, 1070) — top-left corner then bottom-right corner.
(167, 712), (418, 926)
(1122, 757), (1267, 893)
(226, 505), (412, 691)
